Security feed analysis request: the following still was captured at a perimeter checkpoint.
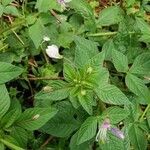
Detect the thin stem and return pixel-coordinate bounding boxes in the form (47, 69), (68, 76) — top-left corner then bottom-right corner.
(139, 104), (150, 122)
(87, 31), (135, 37)
(20, 76), (64, 80)
(40, 136), (53, 149)
(0, 139), (24, 150)
(50, 10), (62, 23)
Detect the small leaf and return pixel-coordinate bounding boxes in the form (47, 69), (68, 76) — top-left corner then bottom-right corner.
(112, 49), (129, 73)
(95, 84), (130, 105)
(77, 116), (97, 145)
(4, 6), (20, 16)
(16, 107), (58, 131)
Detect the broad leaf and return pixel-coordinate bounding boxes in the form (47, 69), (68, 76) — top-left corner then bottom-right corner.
(97, 6), (123, 26)
(95, 84), (130, 105)
(29, 19), (45, 49)
(35, 81), (70, 102)
(77, 116), (97, 144)
(35, 0), (60, 12)
(125, 73), (150, 103)
(74, 36), (98, 68)
(16, 107), (58, 130)
(0, 62), (23, 84)
(0, 84), (10, 119)
(70, 132), (90, 150)
(78, 92), (94, 115)
(10, 127), (28, 149)
(112, 50), (129, 73)
(0, 4), (4, 17)
(103, 106), (129, 124)
(128, 124), (147, 150)
(40, 101), (79, 137)
(129, 52), (150, 76)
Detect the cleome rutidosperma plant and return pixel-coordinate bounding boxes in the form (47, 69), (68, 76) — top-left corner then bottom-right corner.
(0, 0), (149, 149)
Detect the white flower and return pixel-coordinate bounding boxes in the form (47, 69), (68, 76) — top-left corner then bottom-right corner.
(43, 36), (50, 42)
(46, 45), (63, 59)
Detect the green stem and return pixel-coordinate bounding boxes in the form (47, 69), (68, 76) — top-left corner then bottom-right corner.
(87, 31), (135, 37)
(139, 104), (150, 122)
(0, 139), (24, 150)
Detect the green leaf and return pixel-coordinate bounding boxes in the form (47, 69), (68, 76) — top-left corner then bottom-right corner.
(77, 116), (97, 145)
(0, 142), (5, 150)
(29, 19), (45, 49)
(102, 39), (115, 60)
(0, 62), (23, 84)
(1, 108), (20, 128)
(40, 101), (79, 137)
(16, 107), (58, 131)
(35, 87), (70, 102)
(112, 50), (129, 73)
(97, 6), (123, 26)
(4, 6), (20, 16)
(95, 84), (130, 105)
(69, 0), (96, 31)
(136, 17), (150, 33)
(0, 84), (10, 119)
(74, 36), (98, 68)
(35, 0), (60, 12)
(63, 61), (77, 82)
(128, 124), (147, 150)
(10, 127), (28, 149)
(129, 52), (150, 76)
(70, 132), (90, 150)
(125, 73), (150, 103)
(2, 0), (14, 6)
(103, 106), (129, 124)
(78, 91), (94, 115)
(99, 131), (127, 150)
(0, 139), (24, 150)
(136, 17), (150, 43)
(0, 4), (4, 17)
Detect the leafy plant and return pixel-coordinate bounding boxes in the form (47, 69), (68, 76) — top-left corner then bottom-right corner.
(0, 0), (149, 149)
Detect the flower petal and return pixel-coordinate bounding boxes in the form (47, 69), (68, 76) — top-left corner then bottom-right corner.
(46, 45), (63, 59)
(110, 127), (124, 139)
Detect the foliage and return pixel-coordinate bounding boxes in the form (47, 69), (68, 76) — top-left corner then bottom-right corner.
(0, 0), (150, 149)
